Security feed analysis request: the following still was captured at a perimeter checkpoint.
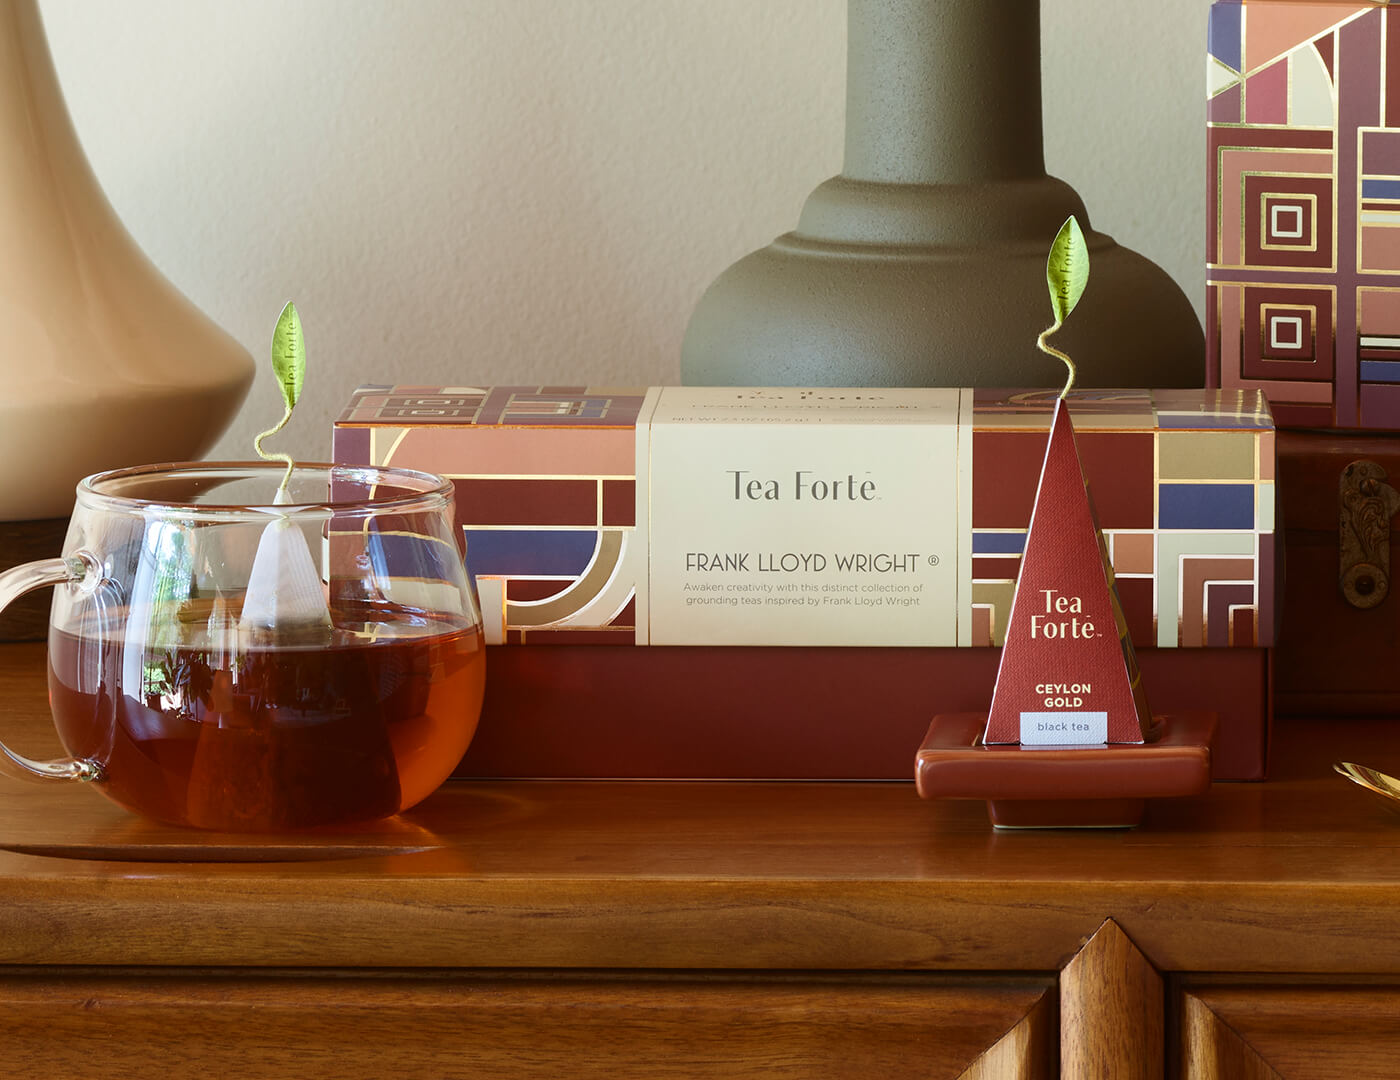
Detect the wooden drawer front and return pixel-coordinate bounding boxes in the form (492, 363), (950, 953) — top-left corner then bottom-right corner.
(0, 971), (1052, 1080)
(1182, 984), (1400, 1079)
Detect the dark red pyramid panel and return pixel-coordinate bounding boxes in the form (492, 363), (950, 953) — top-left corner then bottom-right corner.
(985, 399), (1151, 745)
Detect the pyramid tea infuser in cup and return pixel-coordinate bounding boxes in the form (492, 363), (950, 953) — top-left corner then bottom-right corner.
(0, 307), (486, 831)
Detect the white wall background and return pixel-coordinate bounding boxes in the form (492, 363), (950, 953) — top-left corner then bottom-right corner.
(39, 0), (1211, 465)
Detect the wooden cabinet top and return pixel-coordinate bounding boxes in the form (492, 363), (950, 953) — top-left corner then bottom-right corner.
(1, 642), (1397, 975)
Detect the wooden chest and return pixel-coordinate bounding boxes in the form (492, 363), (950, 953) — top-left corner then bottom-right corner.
(1277, 430), (1400, 714)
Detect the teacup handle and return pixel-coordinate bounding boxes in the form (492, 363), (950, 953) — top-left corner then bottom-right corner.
(0, 553), (105, 783)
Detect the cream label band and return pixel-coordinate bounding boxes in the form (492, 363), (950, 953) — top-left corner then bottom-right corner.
(639, 386), (962, 647)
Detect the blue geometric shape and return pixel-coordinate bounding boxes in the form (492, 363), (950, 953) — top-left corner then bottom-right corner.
(1362, 179), (1400, 200)
(363, 530), (462, 583)
(461, 528), (599, 577)
(1361, 360), (1400, 383)
(1209, 2), (1242, 73)
(972, 532), (1027, 555)
(1158, 484), (1255, 530)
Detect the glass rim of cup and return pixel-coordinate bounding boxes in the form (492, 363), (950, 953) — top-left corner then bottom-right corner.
(75, 461), (455, 522)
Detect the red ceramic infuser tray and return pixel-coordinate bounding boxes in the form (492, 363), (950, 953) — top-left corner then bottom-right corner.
(915, 711), (1217, 828)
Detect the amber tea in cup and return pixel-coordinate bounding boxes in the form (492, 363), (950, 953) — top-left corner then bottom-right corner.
(0, 463), (485, 832)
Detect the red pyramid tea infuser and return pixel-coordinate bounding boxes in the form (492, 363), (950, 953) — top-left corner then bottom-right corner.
(914, 218), (1216, 827)
(983, 217), (1151, 746)
(981, 399), (1153, 745)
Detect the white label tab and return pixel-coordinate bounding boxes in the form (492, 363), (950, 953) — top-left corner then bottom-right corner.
(1019, 711), (1108, 746)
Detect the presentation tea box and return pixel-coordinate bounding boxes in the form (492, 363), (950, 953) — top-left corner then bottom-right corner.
(334, 385), (1276, 781)
(1207, 0), (1400, 429)
(335, 385), (1277, 653)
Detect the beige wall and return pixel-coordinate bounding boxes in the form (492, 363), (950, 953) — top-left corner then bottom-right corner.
(40, 0), (1210, 463)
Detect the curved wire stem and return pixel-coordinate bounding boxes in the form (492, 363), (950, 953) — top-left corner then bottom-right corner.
(1037, 321), (1077, 400)
(253, 406), (296, 494)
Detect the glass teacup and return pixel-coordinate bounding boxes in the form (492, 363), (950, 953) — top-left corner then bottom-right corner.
(0, 463), (485, 831)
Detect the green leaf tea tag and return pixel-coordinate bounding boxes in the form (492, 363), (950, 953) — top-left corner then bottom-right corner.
(254, 301), (305, 496)
(1046, 216), (1089, 328)
(270, 301), (305, 414)
(243, 300), (333, 635)
(1037, 216), (1090, 398)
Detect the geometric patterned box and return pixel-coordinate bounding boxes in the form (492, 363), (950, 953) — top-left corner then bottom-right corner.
(336, 384), (649, 645)
(335, 384), (1276, 652)
(967, 388), (1275, 651)
(1208, 0), (1400, 428)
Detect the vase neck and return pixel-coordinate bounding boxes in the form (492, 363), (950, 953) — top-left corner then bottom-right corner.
(0, 0), (86, 182)
(842, 0), (1046, 186)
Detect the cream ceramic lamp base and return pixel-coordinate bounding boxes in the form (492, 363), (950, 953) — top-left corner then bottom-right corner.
(0, 1), (254, 523)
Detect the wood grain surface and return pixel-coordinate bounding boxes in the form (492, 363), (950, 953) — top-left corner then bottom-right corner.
(1181, 984), (1400, 1079)
(1181, 990), (1281, 1080)
(1061, 921), (1162, 1080)
(0, 970), (1051, 1080)
(962, 987), (1054, 1080)
(0, 518), (66, 641)
(3, 642), (1400, 975)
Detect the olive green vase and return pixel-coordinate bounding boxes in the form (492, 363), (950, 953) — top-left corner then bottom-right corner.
(681, 0), (1203, 388)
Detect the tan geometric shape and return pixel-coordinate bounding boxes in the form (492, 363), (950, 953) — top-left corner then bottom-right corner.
(971, 581), (1016, 646)
(1359, 287), (1400, 338)
(506, 530), (624, 627)
(1112, 532), (1155, 576)
(1160, 431), (1256, 480)
(1361, 223), (1400, 274)
(971, 604), (993, 647)
(1244, 5), (1365, 76)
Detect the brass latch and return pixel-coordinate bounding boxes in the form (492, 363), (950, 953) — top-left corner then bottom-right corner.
(1340, 460), (1400, 609)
